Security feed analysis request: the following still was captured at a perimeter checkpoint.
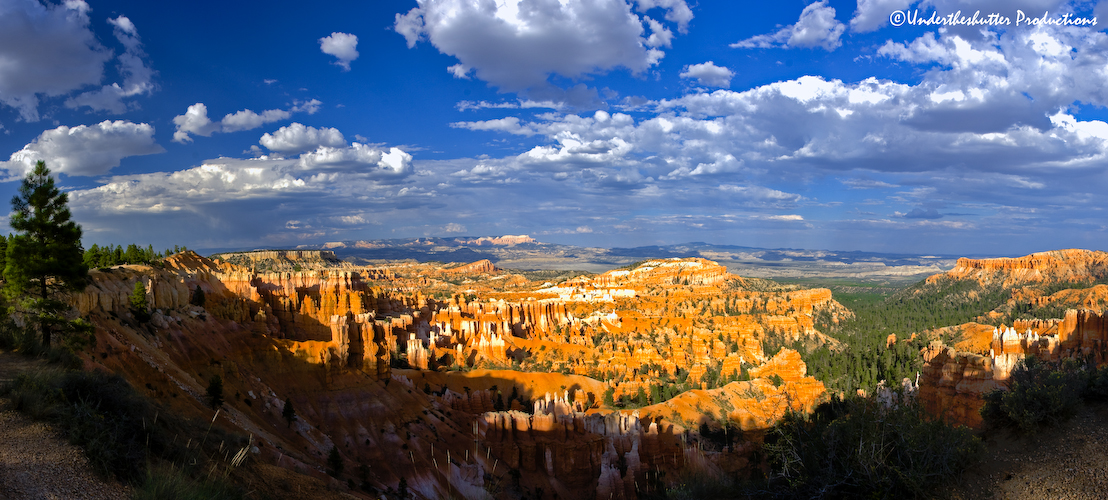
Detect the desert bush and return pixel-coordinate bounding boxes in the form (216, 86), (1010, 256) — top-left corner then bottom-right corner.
(761, 392), (981, 498)
(659, 469), (739, 500)
(1086, 363), (1108, 401)
(132, 463), (243, 500)
(2, 363), (250, 498)
(981, 356), (1087, 432)
(1, 369), (157, 481)
(1, 320), (42, 354)
(0, 317), (15, 350)
(2, 368), (66, 420)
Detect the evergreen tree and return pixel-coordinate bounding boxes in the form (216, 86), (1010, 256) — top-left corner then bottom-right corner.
(4, 162), (89, 347)
(282, 397), (297, 427)
(327, 445), (344, 477)
(207, 375), (224, 409)
(131, 281), (150, 322)
(0, 234), (7, 276)
(398, 477), (409, 499)
(602, 387), (615, 406)
(358, 463), (371, 491)
(191, 285), (206, 307)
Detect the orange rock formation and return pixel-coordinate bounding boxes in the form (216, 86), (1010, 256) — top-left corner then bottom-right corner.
(931, 249), (1108, 287)
(67, 252), (841, 498)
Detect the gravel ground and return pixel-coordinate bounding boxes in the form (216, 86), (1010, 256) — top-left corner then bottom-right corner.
(946, 402), (1108, 499)
(0, 351), (132, 500)
(0, 409), (132, 499)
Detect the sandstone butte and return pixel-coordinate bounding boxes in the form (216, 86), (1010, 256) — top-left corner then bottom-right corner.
(66, 251), (840, 499)
(917, 249), (1108, 428)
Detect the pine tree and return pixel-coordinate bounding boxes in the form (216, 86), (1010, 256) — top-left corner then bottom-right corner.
(191, 285), (206, 307)
(327, 445), (344, 477)
(4, 162), (89, 347)
(207, 375), (224, 409)
(131, 281), (150, 322)
(602, 387), (615, 406)
(398, 477), (409, 499)
(358, 463), (371, 491)
(282, 397), (297, 427)
(0, 234), (7, 276)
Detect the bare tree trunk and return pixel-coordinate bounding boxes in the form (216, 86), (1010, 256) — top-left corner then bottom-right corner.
(40, 275), (49, 347)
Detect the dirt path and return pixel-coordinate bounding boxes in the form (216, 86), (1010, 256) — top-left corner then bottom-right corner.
(946, 402), (1108, 499)
(0, 350), (132, 500)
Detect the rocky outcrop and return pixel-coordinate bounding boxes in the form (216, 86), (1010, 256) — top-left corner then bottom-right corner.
(918, 342), (1006, 428)
(429, 297), (577, 342)
(444, 260), (498, 274)
(930, 249), (1108, 287)
(213, 250), (340, 262)
(479, 398), (681, 498)
(920, 308), (1108, 428)
(67, 252), (855, 498)
(75, 267), (192, 315)
(592, 258), (729, 288)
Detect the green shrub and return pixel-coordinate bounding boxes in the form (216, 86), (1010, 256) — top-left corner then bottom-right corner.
(981, 356), (1088, 432)
(762, 393), (981, 498)
(59, 370), (153, 480)
(2, 368), (66, 420)
(0, 320), (43, 354)
(1, 369), (159, 481)
(0, 317), (14, 350)
(2, 365), (249, 496)
(660, 469), (738, 500)
(132, 463), (243, 500)
(1087, 364), (1108, 400)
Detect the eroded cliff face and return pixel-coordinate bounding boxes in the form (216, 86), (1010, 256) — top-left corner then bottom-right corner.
(71, 252), (835, 499)
(919, 309), (1108, 428)
(907, 250), (1108, 428)
(931, 249), (1108, 287)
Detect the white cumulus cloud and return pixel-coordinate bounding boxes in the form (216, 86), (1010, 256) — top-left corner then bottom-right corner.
(394, 0), (691, 106)
(849, 0), (911, 33)
(222, 109), (291, 133)
(298, 144), (413, 177)
(172, 100), (322, 143)
(319, 32), (359, 71)
(65, 15), (155, 114)
(260, 123), (346, 154)
(680, 61), (734, 88)
(0, 0), (111, 121)
(450, 117), (536, 136)
(2, 120), (163, 177)
(731, 1), (845, 51)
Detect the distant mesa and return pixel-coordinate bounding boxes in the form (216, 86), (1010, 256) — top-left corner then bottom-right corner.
(209, 249), (343, 271)
(931, 248), (1108, 287)
(443, 259), (498, 274)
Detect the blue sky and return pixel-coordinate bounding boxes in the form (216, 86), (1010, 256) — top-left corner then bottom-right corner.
(2, 0), (1108, 255)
